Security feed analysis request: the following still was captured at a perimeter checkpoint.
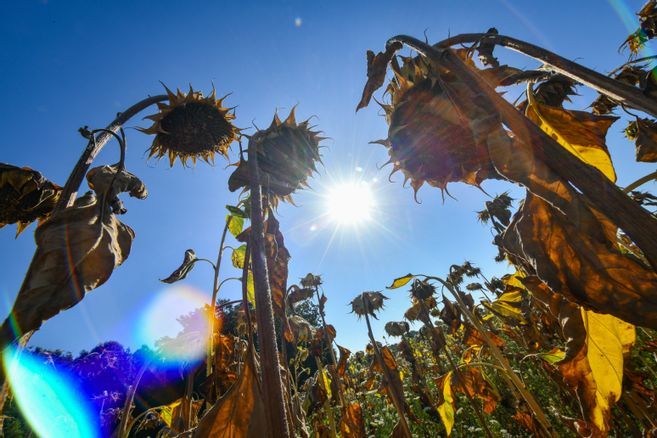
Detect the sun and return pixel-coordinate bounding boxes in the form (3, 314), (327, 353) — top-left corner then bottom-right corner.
(326, 181), (375, 225)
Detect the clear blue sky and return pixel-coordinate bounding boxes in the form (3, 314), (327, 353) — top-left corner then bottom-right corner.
(1, 0), (655, 354)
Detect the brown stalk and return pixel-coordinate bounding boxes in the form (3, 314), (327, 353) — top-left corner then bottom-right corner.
(436, 33), (657, 117)
(423, 275), (555, 437)
(362, 301), (412, 438)
(57, 94), (168, 210)
(116, 358), (151, 438)
(247, 137), (291, 437)
(416, 299), (494, 438)
(387, 35), (657, 272)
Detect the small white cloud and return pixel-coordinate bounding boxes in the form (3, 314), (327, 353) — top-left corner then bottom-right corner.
(355, 166), (363, 172)
(294, 17), (303, 27)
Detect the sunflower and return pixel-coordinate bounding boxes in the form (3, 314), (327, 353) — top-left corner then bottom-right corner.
(140, 85), (240, 166)
(372, 56), (498, 199)
(228, 108), (322, 203)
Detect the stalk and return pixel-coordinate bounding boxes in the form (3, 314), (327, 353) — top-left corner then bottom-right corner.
(416, 299), (493, 438)
(206, 217), (232, 378)
(423, 275), (555, 437)
(435, 33), (657, 117)
(57, 95), (167, 209)
(386, 35), (657, 272)
(247, 137), (291, 437)
(362, 302), (412, 438)
(116, 358), (151, 438)
(623, 170), (657, 193)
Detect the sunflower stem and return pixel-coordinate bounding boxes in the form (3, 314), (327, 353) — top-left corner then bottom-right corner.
(247, 137), (291, 438)
(422, 275), (555, 437)
(57, 94), (167, 210)
(363, 303), (412, 438)
(206, 217), (232, 380)
(434, 33), (657, 117)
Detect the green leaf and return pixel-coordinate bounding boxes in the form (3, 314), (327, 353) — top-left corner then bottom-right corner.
(231, 245), (247, 269)
(539, 348), (566, 365)
(226, 205), (247, 218)
(227, 215), (244, 238)
(387, 274), (414, 289)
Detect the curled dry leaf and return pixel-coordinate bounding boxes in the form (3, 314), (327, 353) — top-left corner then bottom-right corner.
(161, 249), (197, 284)
(336, 344), (351, 377)
(194, 350), (267, 437)
(339, 402), (366, 438)
(286, 285), (314, 305)
(287, 315), (315, 344)
(0, 163), (62, 235)
(265, 214), (289, 319)
(502, 194), (657, 329)
(86, 164), (148, 214)
(0, 190), (136, 348)
(356, 41), (403, 111)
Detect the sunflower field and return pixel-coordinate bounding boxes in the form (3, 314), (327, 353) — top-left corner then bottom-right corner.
(3, 1), (657, 437)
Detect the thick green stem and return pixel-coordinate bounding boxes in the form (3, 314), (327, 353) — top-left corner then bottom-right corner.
(247, 138), (291, 438)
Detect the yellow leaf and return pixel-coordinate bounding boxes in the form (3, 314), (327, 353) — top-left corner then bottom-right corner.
(159, 399), (182, 427)
(526, 92), (617, 182)
(582, 309), (635, 431)
(559, 309), (635, 435)
(484, 290), (524, 321)
(231, 245), (247, 269)
(226, 214), (244, 238)
(538, 348), (566, 365)
(387, 274), (414, 289)
(246, 271), (255, 307)
(437, 371), (455, 436)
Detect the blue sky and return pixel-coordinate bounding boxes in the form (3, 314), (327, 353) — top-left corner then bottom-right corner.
(1, 0), (655, 354)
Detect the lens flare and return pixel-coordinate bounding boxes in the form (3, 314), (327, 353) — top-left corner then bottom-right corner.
(134, 284), (211, 367)
(3, 346), (99, 438)
(326, 181), (375, 225)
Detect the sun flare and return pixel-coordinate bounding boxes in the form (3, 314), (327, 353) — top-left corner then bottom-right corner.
(326, 181), (375, 225)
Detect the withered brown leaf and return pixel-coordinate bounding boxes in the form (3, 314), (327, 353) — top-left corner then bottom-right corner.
(502, 194), (657, 329)
(194, 350), (267, 437)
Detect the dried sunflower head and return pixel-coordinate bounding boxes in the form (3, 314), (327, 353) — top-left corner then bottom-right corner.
(369, 55), (498, 199)
(410, 279), (435, 300)
(140, 85), (240, 166)
(384, 321), (409, 337)
(350, 291), (388, 319)
(228, 108), (323, 203)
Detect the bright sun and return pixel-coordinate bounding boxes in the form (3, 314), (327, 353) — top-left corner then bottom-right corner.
(326, 181), (375, 225)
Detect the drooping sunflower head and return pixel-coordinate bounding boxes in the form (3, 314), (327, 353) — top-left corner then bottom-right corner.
(374, 56), (497, 199)
(228, 108), (323, 204)
(410, 278), (436, 300)
(350, 291), (388, 319)
(140, 85), (240, 167)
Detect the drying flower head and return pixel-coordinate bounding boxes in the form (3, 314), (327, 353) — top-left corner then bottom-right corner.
(350, 291), (388, 319)
(140, 85), (240, 167)
(410, 279), (436, 300)
(228, 108), (323, 204)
